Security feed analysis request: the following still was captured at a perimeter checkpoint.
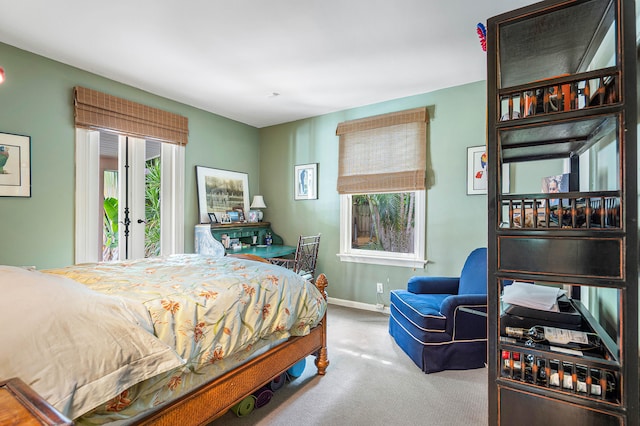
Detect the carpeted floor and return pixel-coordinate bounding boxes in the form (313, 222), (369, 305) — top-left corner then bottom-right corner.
(216, 304), (488, 426)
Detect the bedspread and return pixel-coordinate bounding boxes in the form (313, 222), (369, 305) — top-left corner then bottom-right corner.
(45, 254), (326, 372)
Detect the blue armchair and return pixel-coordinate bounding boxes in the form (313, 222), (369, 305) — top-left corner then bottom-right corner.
(389, 247), (488, 373)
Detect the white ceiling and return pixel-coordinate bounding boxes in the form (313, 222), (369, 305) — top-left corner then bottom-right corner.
(0, 0), (538, 128)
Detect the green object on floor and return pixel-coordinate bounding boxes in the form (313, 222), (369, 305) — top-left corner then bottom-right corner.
(231, 395), (256, 417)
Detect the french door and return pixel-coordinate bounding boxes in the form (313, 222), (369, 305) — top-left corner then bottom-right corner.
(116, 135), (152, 260)
(75, 129), (184, 264)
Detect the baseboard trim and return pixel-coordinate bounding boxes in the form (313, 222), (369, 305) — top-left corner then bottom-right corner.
(327, 297), (390, 315)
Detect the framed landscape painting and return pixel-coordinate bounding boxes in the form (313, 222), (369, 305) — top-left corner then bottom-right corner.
(196, 166), (249, 223)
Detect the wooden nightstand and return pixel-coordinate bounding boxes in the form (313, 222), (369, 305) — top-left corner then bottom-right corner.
(0, 378), (72, 425)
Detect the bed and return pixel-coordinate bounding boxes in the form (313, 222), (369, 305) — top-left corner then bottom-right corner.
(0, 253), (328, 425)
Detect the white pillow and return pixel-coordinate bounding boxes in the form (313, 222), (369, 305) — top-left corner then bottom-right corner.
(0, 265), (184, 419)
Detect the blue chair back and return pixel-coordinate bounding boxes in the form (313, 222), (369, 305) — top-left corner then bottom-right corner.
(458, 248), (487, 295)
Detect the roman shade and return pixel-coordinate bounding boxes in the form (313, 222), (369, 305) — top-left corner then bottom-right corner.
(336, 107), (428, 194)
(74, 86), (189, 146)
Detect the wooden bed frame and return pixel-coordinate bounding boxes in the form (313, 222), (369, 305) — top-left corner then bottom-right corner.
(135, 268), (329, 426)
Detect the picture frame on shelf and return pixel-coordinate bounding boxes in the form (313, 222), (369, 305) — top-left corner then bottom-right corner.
(196, 166), (249, 224)
(466, 146), (510, 195)
(232, 207), (245, 222)
(542, 173), (569, 194)
(542, 173), (570, 208)
(226, 210), (240, 222)
(248, 210), (259, 223)
(294, 163), (318, 200)
(207, 212), (218, 224)
(0, 132), (31, 197)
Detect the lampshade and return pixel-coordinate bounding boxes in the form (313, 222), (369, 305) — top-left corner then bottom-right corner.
(251, 195), (267, 209)
(0, 67), (5, 84)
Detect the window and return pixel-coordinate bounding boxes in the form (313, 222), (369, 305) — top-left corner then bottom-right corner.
(340, 191), (425, 267)
(336, 107), (428, 268)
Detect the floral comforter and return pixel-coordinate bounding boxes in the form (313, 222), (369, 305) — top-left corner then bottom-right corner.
(44, 254), (326, 423)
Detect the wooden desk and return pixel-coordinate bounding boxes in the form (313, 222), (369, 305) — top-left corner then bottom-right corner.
(228, 244), (296, 258)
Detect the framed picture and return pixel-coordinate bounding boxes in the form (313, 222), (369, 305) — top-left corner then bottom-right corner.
(226, 210), (240, 222)
(207, 212), (218, 224)
(232, 207), (245, 222)
(294, 163), (318, 200)
(466, 146), (510, 195)
(542, 173), (570, 207)
(542, 173), (569, 194)
(0, 132), (31, 197)
(196, 166), (249, 224)
(248, 210), (259, 223)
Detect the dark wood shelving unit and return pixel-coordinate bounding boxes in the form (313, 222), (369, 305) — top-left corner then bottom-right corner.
(486, 0), (637, 424)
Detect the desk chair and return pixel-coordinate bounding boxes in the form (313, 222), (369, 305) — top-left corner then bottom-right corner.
(269, 234), (321, 280)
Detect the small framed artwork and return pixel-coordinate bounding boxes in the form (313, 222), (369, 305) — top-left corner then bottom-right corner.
(226, 210), (240, 222)
(542, 173), (569, 194)
(0, 132), (31, 197)
(466, 146), (510, 195)
(232, 207), (245, 222)
(294, 163), (318, 200)
(248, 210), (259, 223)
(542, 173), (570, 207)
(208, 212), (218, 224)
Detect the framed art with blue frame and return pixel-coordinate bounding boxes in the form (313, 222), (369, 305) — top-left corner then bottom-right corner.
(294, 163), (318, 200)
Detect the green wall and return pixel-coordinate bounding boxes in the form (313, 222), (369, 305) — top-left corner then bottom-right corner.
(0, 41), (490, 306)
(0, 42), (259, 269)
(259, 82), (489, 304)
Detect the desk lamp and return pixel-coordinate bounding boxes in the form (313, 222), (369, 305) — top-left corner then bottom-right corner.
(250, 195), (267, 221)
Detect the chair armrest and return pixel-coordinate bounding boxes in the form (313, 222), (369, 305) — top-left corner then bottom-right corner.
(440, 294), (487, 339)
(440, 294), (487, 317)
(407, 276), (460, 294)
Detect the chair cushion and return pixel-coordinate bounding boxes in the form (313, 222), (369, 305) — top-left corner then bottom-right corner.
(390, 303), (452, 344)
(390, 290), (448, 331)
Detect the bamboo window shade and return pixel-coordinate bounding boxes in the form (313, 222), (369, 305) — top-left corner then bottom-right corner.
(336, 107), (428, 194)
(74, 86), (189, 146)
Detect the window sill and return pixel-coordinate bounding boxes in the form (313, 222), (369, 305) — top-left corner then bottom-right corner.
(337, 253), (427, 269)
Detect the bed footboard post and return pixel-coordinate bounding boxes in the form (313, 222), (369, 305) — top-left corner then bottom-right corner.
(314, 273), (329, 375)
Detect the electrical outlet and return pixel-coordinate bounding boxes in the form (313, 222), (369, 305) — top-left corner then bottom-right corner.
(376, 282), (384, 294)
